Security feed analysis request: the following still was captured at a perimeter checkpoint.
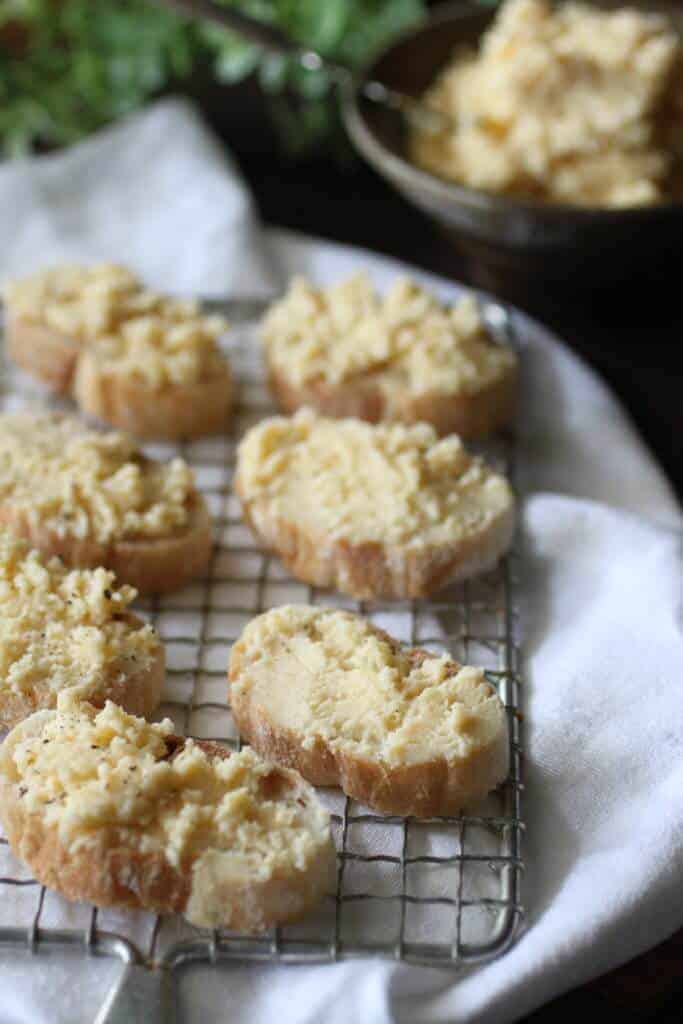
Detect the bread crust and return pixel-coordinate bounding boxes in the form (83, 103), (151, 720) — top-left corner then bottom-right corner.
(5, 310), (234, 441)
(268, 362), (517, 440)
(0, 610), (164, 732)
(0, 725), (336, 932)
(235, 483), (515, 600)
(74, 350), (234, 441)
(0, 495), (212, 595)
(4, 315), (81, 394)
(229, 624), (508, 817)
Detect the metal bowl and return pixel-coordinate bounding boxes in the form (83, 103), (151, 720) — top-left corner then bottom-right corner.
(343, 1), (683, 301)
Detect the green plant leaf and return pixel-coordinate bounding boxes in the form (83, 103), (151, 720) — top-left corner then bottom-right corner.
(0, 0), (429, 157)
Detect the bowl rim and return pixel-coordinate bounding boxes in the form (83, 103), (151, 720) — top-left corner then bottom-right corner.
(342, 0), (683, 221)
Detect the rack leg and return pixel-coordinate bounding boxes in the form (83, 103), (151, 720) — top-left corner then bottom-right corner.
(95, 963), (175, 1024)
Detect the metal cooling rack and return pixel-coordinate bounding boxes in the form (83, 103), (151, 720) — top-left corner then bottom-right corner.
(0, 298), (524, 1012)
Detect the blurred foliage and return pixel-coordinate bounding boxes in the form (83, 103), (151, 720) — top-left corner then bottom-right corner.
(0, 0), (426, 157)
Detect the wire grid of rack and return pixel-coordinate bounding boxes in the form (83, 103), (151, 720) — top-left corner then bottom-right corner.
(0, 300), (524, 982)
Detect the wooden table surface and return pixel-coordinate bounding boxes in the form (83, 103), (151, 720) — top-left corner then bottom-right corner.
(202, 85), (682, 1019)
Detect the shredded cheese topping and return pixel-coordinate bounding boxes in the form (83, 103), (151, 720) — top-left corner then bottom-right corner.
(0, 533), (158, 702)
(262, 274), (515, 396)
(232, 606), (505, 766)
(0, 413), (197, 543)
(4, 694), (330, 871)
(2, 264), (142, 341)
(2, 263), (228, 389)
(411, 0), (683, 207)
(236, 409), (513, 549)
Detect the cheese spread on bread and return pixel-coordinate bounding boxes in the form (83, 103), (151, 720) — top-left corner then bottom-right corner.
(0, 533), (158, 701)
(0, 412), (196, 543)
(6, 694), (330, 872)
(236, 409), (513, 549)
(262, 274), (515, 396)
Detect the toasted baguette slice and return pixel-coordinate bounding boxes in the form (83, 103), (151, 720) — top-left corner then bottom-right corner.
(0, 695), (336, 931)
(0, 412), (211, 593)
(73, 346), (233, 441)
(234, 409), (515, 600)
(3, 263), (233, 441)
(0, 496), (212, 597)
(229, 606), (508, 816)
(2, 263), (143, 394)
(261, 275), (517, 439)
(0, 533), (163, 730)
(3, 315), (81, 394)
(268, 365), (516, 443)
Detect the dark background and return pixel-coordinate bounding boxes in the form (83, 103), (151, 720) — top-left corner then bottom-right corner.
(198, 78), (682, 1022)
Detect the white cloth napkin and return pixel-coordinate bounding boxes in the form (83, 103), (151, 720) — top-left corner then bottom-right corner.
(0, 99), (681, 1024)
(0, 97), (277, 296)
